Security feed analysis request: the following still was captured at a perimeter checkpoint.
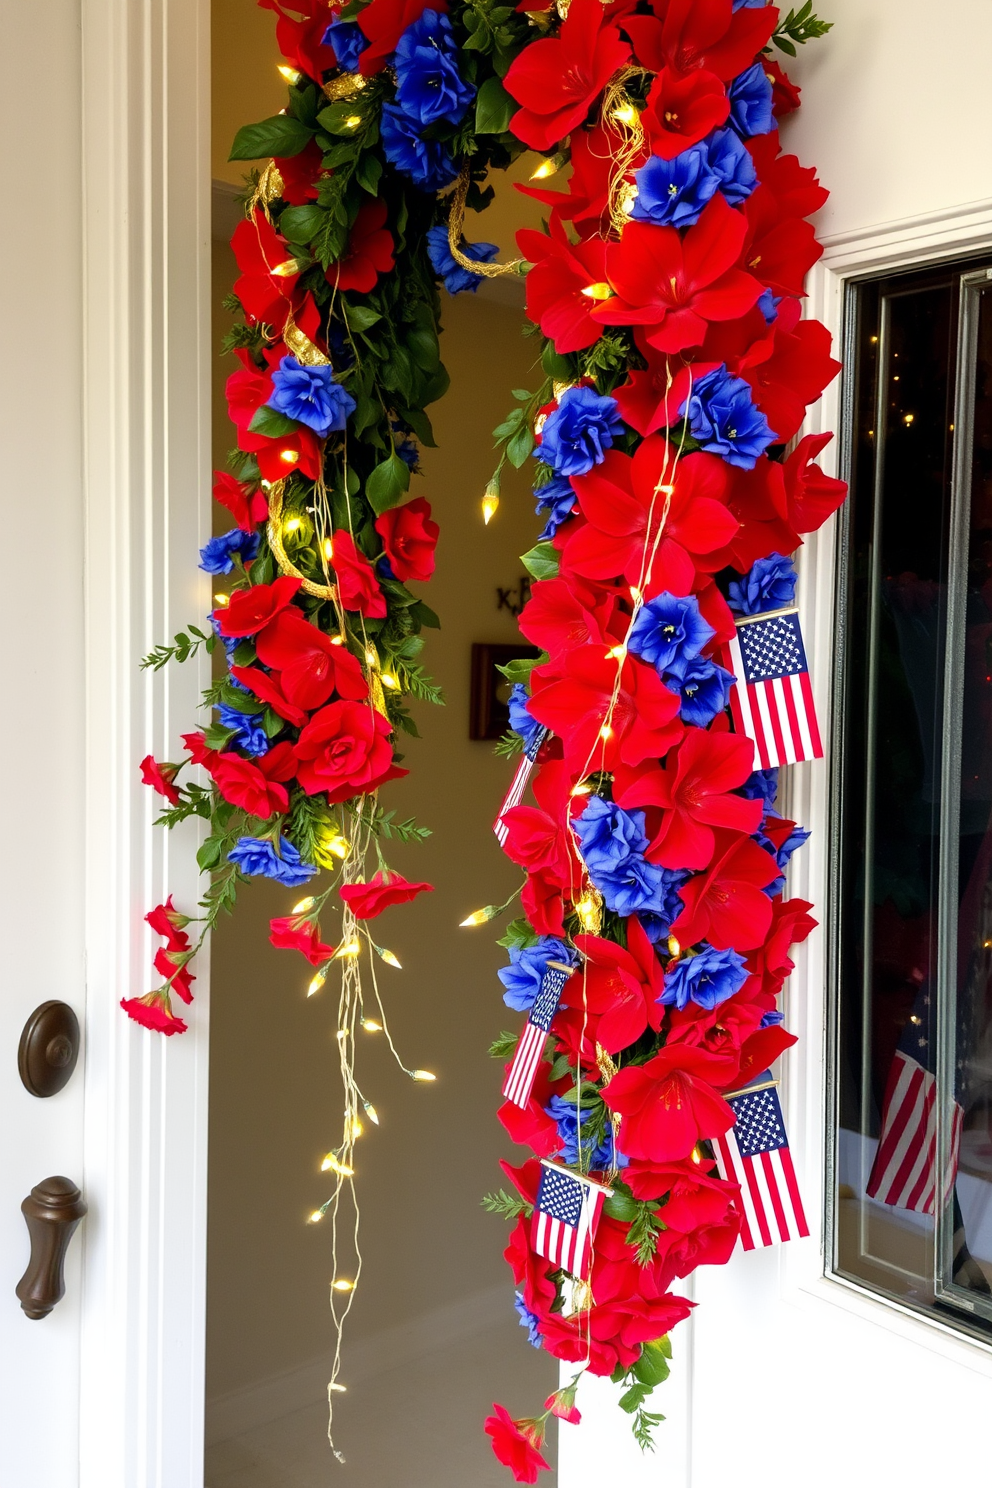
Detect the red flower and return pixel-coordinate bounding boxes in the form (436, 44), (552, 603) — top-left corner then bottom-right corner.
(782, 433), (847, 534)
(153, 946), (195, 1004)
(208, 741), (298, 819)
(639, 67), (730, 159)
(559, 915), (665, 1051)
(704, 457), (801, 572)
(329, 199), (395, 293)
(145, 897), (191, 943)
(603, 1045), (735, 1161)
(624, 1156), (740, 1231)
(230, 209), (301, 328)
(504, 0), (630, 152)
(543, 1389), (581, 1425)
(357, 0), (448, 75)
(329, 531), (386, 617)
(260, 0), (337, 79)
(748, 895), (816, 997)
(516, 120), (623, 241)
(484, 1404), (551, 1484)
(748, 136), (829, 220)
(182, 731), (219, 768)
(375, 496), (438, 582)
(595, 195), (763, 354)
(213, 470), (269, 532)
(274, 138), (325, 204)
(229, 664), (309, 728)
(499, 1066), (563, 1156)
(339, 870), (433, 918)
(518, 577), (614, 663)
(616, 729), (762, 870)
(295, 700), (405, 801)
(225, 347), (324, 481)
(742, 187), (822, 299)
(672, 829), (780, 950)
(623, 0), (777, 81)
(665, 986), (765, 1062)
(120, 991), (188, 1036)
(269, 914), (336, 965)
(529, 648), (684, 776)
(255, 607), (369, 710)
(140, 755), (181, 806)
(612, 343), (720, 438)
(516, 221), (609, 354)
(522, 867), (567, 937)
(216, 575), (302, 637)
(764, 57), (802, 117)
(729, 301), (841, 445)
(501, 758), (578, 885)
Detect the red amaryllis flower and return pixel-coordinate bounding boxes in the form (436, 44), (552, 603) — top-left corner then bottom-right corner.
(718, 300), (841, 445)
(529, 648), (684, 775)
(295, 700), (405, 801)
(782, 433), (847, 534)
(516, 220), (609, 354)
(639, 66), (730, 159)
(504, 0), (630, 152)
(522, 866), (568, 937)
(225, 347), (324, 481)
(208, 741), (298, 819)
(259, 0), (337, 79)
(742, 187), (822, 299)
(624, 1156), (741, 1231)
(703, 456), (800, 572)
(328, 198), (395, 293)
(516, 120), (624, 241)
(120, 991), (188, 1036)
(269, 914), (336, 965)
(339, 870), (433, 918)
(748, 136), (829, 221)
(501, 757), (578, 884)
(213, 470), (269, 532)
(229, 664), (309, 728)
(747, 895), (817, 998)
(518, 576), (615, 662)
(561, 915), (665, 1051)
(357, 0), (448, 74)
(623, 0), (777, 81)
(665, 986), (765, 1062)
(274, 138), (324, 204)
(732, 1022), (798, 1093)
(613, 343), (720, 438)
(594, 195), (763, 354)
(216, 575), (302, 637)
(764, 57), (802, 117)
(672, 829), (780, 951)
(617, 729), (762, 870)
(499, 1084), (562, 1158)
(255, 607), (368, 710)
(329, 531), (386, 617)
(484, 1405), (551, 1484)
(230, 209), (302, 328)
(563, 439), (738, 595)
(375, 496), (438, 582)
(603, 1045), (735, 1161)
(140, 755), (181, 806)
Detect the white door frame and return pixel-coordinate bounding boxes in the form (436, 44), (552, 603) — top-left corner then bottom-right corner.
(78, 1), (212, 1483)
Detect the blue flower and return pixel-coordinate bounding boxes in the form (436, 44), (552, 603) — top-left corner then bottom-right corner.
(705, 126), (758, 207)
(426, 225), (498, 294)
(545, 1094), (628, 1172)
(630, 144), (719, 229)
(756, 288), (781, 324)
(537, 386), (623, 478)
(760, 1008), (785, 1027)
(390, 419), (420, 470)
(534, 475), (576, 540)
(199, 528), (260, 575)
(627, 592), (714, 674)
(381, 103), (458, 191)
(638, 872), (691, 944)
(754, 822), (810, 896)
(228, 837), (317, 887)
(660, 944), (750, 1011)
(394, 10), (475, 127)
(514, 1292), (544, 1348)
(266, 356), (357, 438)
(680, 365), (775, 469)
(728, 62), (774, 138)
(728, 553), (797, 615)
(498, 937), (576, 1013)
(217, 704), (270, 757)
(663, 653), (734, 727)
(508, 684), (544, 754)
(573, 796), (670, 918)
(740, 767), (779, 811)
(322, 19), (368, 71)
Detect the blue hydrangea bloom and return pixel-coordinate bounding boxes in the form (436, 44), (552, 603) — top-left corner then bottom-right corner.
(228, 837), (317, 887)
(728, 553), (797, 615)
(534, 474), (576, 540)
(537, 386), (623, 478)
(514, 1292), (543, 1348)
(381, 103), (458, 190)
(755, 822), (811, 896)
(728, 62), (775, 138)
(217, 704), (269, 756)
(574, 796), (670, 918)
(680, 365), (775, 469)
(507, 684), (544, 754)
(627, 591), (714, 673)
(267, 356), (357, 438)
(639, 871), (691, 944)
(498, 937), (576, 1013)
(660, 944), (750, 1011)
(756, 288), (781, 324)
(426, 224), (498, 294)
(199, 528), (260, 575)
(545, 1094), (628, 1171)
(760, 1008), (785, 1027)
(664, 653), (734, 727)
(740, 767), (779, 811)
(630, 144), (719, 229)
(706, 126), (758, 207)
(395, 10), (475, 127)
(322, 18), (368, 71)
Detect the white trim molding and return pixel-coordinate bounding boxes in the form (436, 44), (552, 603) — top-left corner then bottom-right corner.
(78, 1), (211, 1484)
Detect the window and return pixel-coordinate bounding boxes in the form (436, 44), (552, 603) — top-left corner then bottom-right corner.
(830, 254), (992, 1338)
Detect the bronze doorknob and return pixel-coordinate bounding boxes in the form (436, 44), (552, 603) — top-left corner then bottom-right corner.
(15, 1177), (87, 1319)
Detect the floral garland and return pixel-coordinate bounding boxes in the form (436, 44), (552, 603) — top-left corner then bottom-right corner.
(129, 0), (840, 1471)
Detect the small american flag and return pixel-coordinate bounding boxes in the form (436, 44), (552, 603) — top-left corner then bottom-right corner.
(713, 1073), (809, 1250)
(725, 608), (823, 770)
(493, 727), (549, 846)
(531, 1161), (611, 1277)
(866, 1050), (962, 1216)
(502, 961), (574, 1108)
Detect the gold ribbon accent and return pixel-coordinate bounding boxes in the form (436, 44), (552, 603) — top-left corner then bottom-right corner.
(283, 310), (332, 367)
(266, 480), (338, 601)
(446, 166), (525, 280)
(246, 160), (285, 222)
(323, 72), (366, 102)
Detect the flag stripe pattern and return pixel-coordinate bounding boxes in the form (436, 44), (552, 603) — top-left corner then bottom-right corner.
(502, 963), (574, 1107)
(493, 726), (549, 845)
(712, 1076), (809, 1251)
(531, 1161), (608, 1277)
(726, 610), (823, 770)
(866, 1049), (963, 1215)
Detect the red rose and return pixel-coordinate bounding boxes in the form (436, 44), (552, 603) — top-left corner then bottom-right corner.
(329, 531), (386, 617)
(374, 496), (438, 583)
(120, 991), (188, 1036)
(216, 576), (302, 638)
(208, 741), (298, 819)
(329, 199), (395, 293)
(269, 915), (336, 965)
(484, 1404), (551, 1485)
(225, 345), (324, 482)
(295, 700), (405, 801)
(255, 608), (368, 711)
(229, 664), (309, 728)
(504, 0), (630, 152)
(764, 56), (802, 117)
(339, 870), (433, 918)
(213, 470), (269, 532)
(140, 754), (181, 806)
(603, 1045), (735, 1162)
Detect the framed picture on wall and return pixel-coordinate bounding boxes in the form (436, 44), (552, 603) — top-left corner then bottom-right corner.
(469, 643), (542, 741)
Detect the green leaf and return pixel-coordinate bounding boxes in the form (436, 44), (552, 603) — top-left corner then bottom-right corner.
(604, 1189), (639, 1223)
(506, 423), (535, 468)
(495, 917), (539, 951)
(488, 1031), (519, 1059)
(365, 451), (412, 515)
(248, 404), (299, 437)
(520, 541), (559, 581)
(633, 1338), (672, 1389)
(408, 601), (441, 629)
(279, 204), (325, 245)
(356, 152), (383, 195)
(197, 838), (223, 872)
(495, 651), (545, 685)
(343, 302), (382, 332)
(229, 114), (315, 161)
(316, 100), (368, 136)
(475, 74), (515, 135)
